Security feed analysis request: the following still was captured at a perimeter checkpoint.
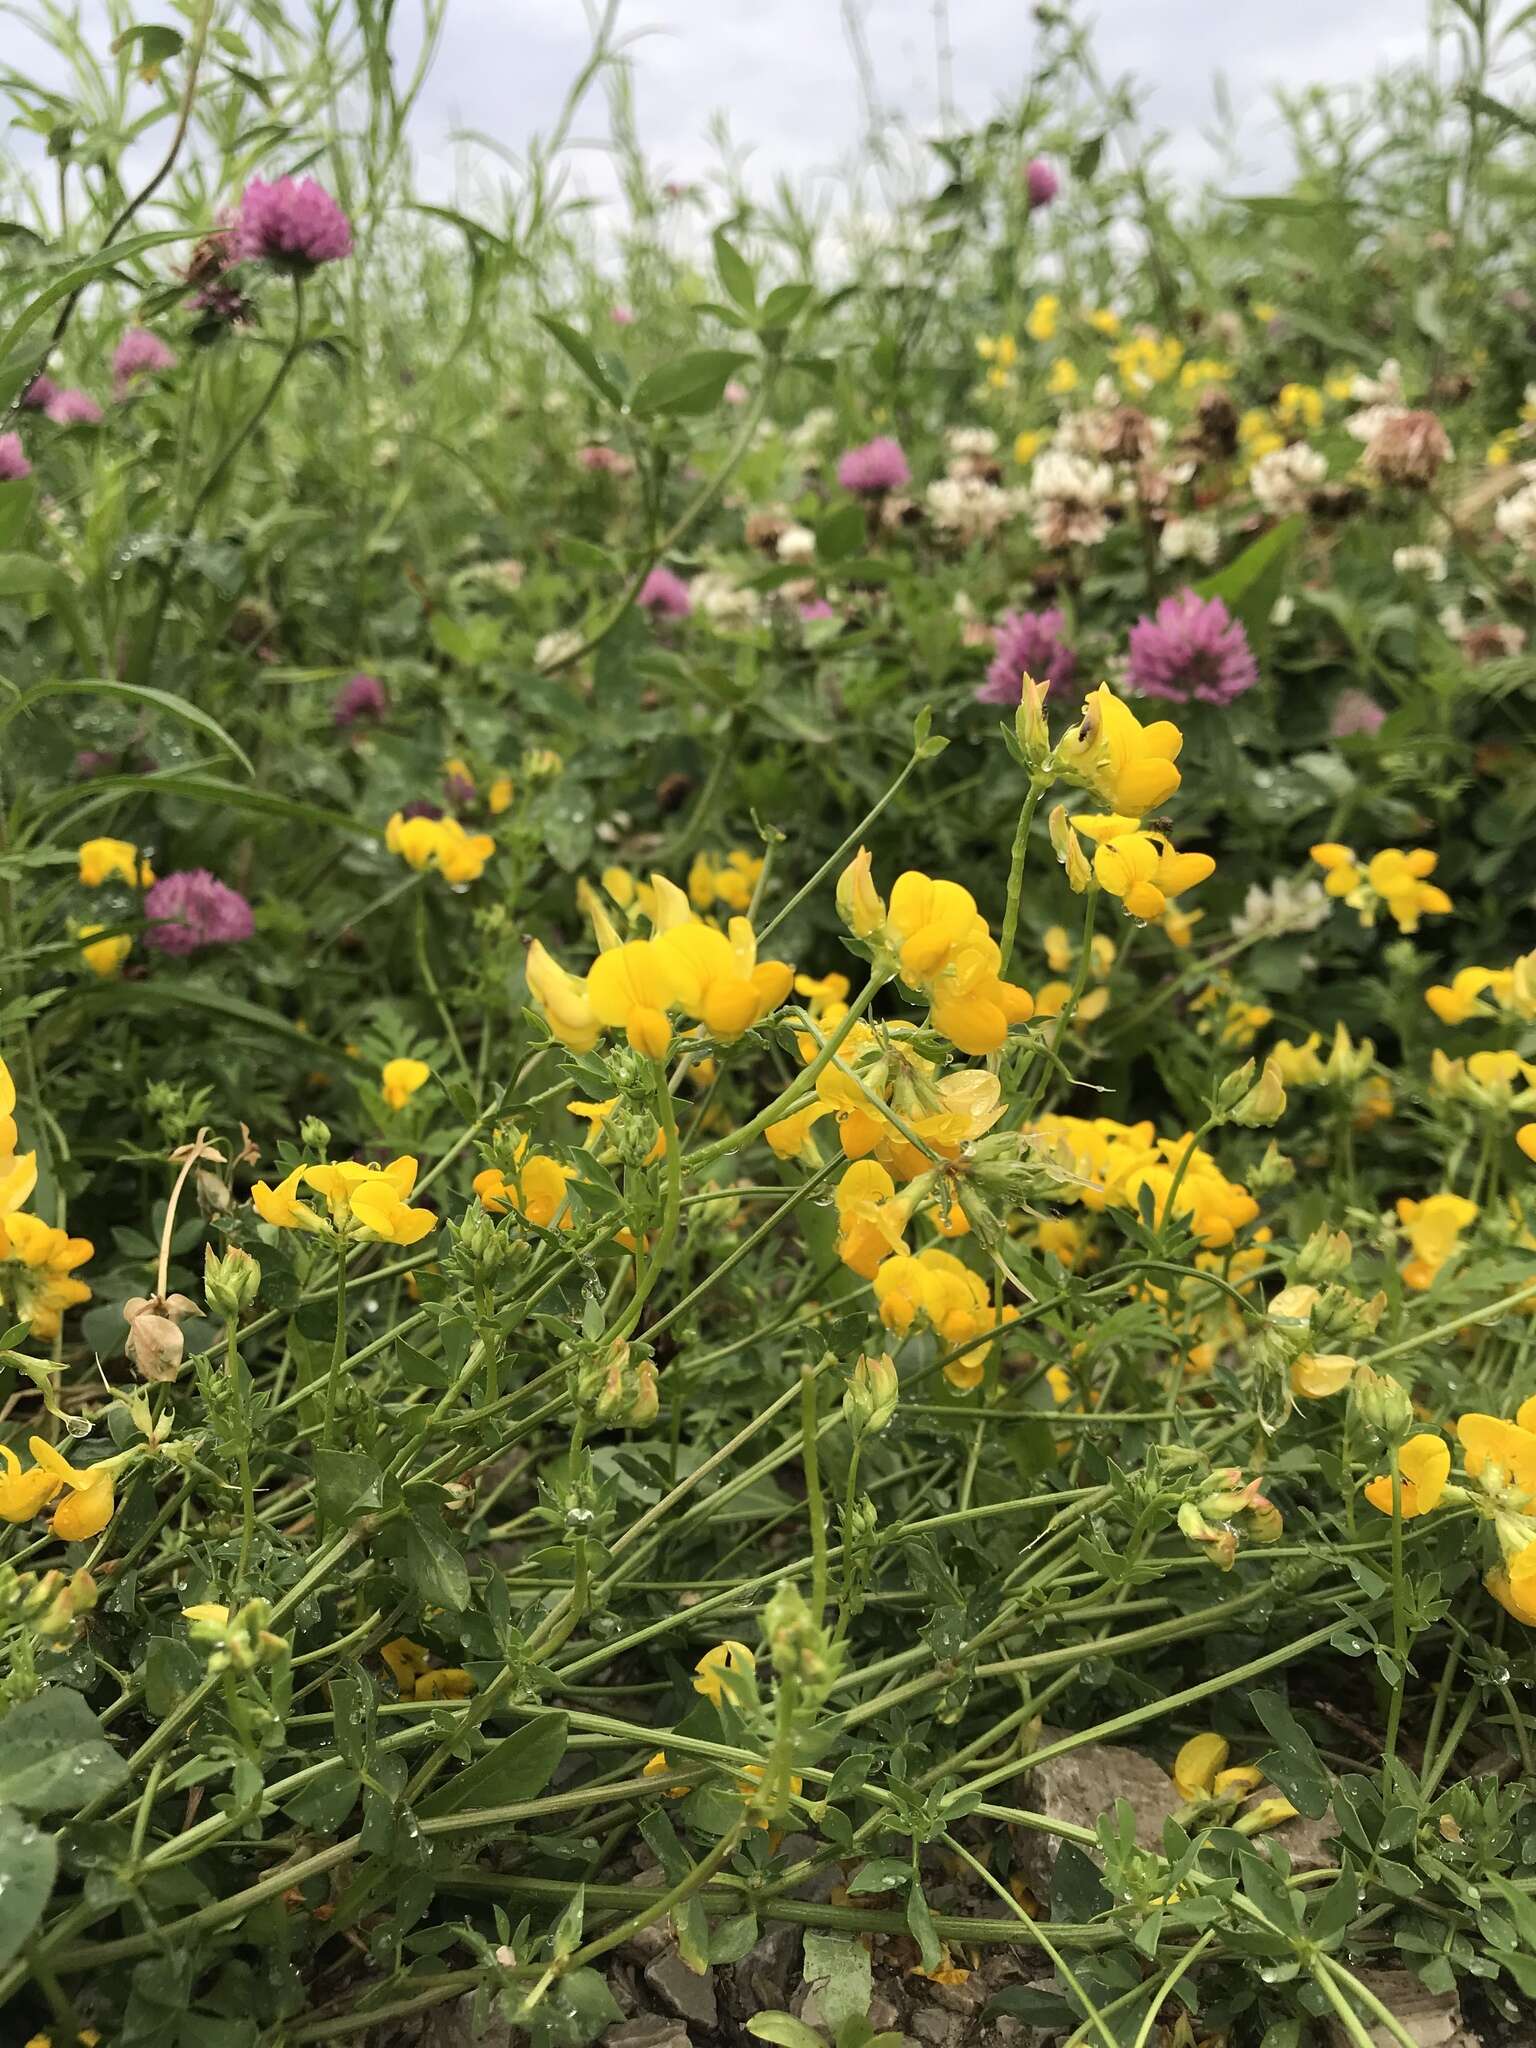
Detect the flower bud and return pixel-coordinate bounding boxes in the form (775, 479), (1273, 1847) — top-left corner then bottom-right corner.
(1178, 1499), (1237, 1571)
(1048, 805), (1092, 893)
(1351, 1363), (1415, 1446)
(299, 1115), (332, 1153)
(195, 1168), (234, 1218)
(1014, 675), (1053, 773)
(576, 1339), (660, 1430)
(1323, 1021), (1374, 1087)
(843, 1353), (899, 1439)
(1249, 1141), (1295, 1190)
(1234, 1795), (1299, 1836)
(203, 1244), (261, 1321)
(835, 846), (886, 940)
(1292, 1226), (1353, 1284)
(764, 1579), (834, 1689)
(1214, 1058), (1257, 1113)
(1230, 1057), (1287, 1127)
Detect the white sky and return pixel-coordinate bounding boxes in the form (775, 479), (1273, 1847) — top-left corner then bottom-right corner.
(5, 0), (1433, 213)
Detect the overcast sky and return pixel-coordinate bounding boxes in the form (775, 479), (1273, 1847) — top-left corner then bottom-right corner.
(402, 0), (1430, 202)
(6, 0), (1433, 211)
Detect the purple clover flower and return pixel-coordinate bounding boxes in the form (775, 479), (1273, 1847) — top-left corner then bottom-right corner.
(836, 436), (910, 494)
(1126, 589), (1259, 706)
(144, 870), (255, 955)
(638, 566), (692, 618)
(0, 433), (30, 482)
(112, 328), (178, 394)
(332, 673), (389, 727)
(20, 374), (58, 412)
(1024, 158), (1060, 209)
(46, 388), (103, 427)
(975, 608), (1078, 705)
(234, 176), (353, 271)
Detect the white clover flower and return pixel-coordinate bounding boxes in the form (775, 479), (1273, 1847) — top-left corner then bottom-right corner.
(1392, 544), (1447, 581)
(1250, 443), (1327, 517)
(1230, 877), (1333, 941)
(776, 524), (817, 564)
(1160, 516), (1220, 565)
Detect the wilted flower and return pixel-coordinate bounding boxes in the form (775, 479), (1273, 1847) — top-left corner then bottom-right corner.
(1126, 590), (1258, 706)
(1028, 450), (1115, 549)
(144, 871), (254, 954)
(234, 175), (353, 270)
(1362, 409), (1452, 487)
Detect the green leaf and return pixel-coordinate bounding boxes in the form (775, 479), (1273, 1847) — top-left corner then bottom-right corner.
(552, 1882), (586, 1958)
(846, 1856), (909, 1894)
(143, 1635), (203, 1722)
(0, 1806), (58, 1967)
(628, 350), (753, 419)
(51, 981), (355, 1063)
(0, 1688), (128, 1814)
(713, 229), (757, 313)
(748, 2017), (826, 2048)
(0, 678), (254, 777)
(313, 1448), (383, 1526)
(803, 1931), (871, 2029)
(0, 553), (91, 666)
(1193, 516), (1301, 642)
(419, 1714), (569, 1821)
(708, 1912), (759, 1964)
(905, 1878), (941, 1973)
(758, 282), (813, 333)
(525, 1968), (620, 2048)
(111, 23), (185, 76)
(1251, 1689), (1332, 1818)
(535, 315), (622, 408)
(0, 229), (188, 371)
(399, 1504), (470, 1611)
(815, 501), (866, 564)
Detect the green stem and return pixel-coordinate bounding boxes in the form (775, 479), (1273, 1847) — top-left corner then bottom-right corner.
(321, 1236), (350, 1452)
(998, 779), (1046, 980)
(801, 1366), (829, 1623)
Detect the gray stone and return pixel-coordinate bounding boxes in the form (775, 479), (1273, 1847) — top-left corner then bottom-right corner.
(1014, 1737), (1173, 1892)
(1261, 1808), (1340, 1874)
(724, 1923), (801, 2018)
(617, 1869), (671, 1963)
(644, 1947), (719, 2030)
(909, 2010), (959, 2048)
(1320, 1969), (1474, 2048)
(602, 2021), (691, 2048)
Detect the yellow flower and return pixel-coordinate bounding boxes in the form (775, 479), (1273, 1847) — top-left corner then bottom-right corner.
(0, 1441), (62, 1522)
(1178, 357), (1233, 390)
(75, 923), (131, 977)
(1310, 843), (1451, 934)
(1363, 1433), (1450, 1519)
(473, 1137), (576, 1230)
(693, 1639), (756, 1707)
(976, 333), (1017, 367)
(415, 1667), (474, 1700)
(883, 869), (1035, 1055)
(251, 1165), (325, 1233)
(834, 1160), (912, 1279)
(1110, 330), (1183, 392)
(1057, 684), (1184, 817)
(655, 918), (793, 1041)
(1521, 1124), (1536, 1164)
(1396, 1192), (1478, 1290)
(1086, 307), (1121, 337)
(1072, 814), (1214, 923)
(0, 1058), (38, 1218)
(28, 1438), (117, 1541)
(871, 1248), (1015, 1390)
(385, 812), (494, 885)
(1047, 358), (1079, 396)
(1012, 428), (1043, 465)
(381, 1057), (431, 1111)
(1456, 1405), (1536, 1505)
(1170, 1732), (1263, 1802)
(488, 776), (515, 814)
(0, 1213), (92, 1336)
(526, 939), (600, 1053)
(381, 1636), (430, 1692)
(1275, 383), (1323, 431)
(1426, 966), (1505, 1026)
(1024, 296), (1059, 343)
(586, 938), (680, 1058)
(687, 848), (764, 914)
(255, 1157), (436, 1246)
(183, 1601), (231, 1628)
(1270, 1033), (1326, 1087)
(78, 837), (153, 888)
